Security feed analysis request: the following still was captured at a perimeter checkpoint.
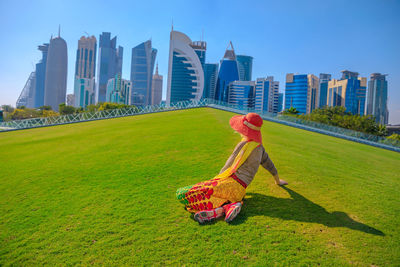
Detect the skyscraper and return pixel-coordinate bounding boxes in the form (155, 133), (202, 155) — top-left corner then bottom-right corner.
(237, 55), (253, 81)
(130, 40), (157, 106)
(34, 43), (49, 108)
(278, 93), (284, 113)
(284, 74), (319, 114)
(215, 42), (239, 102)
(203, 63), (219, 99)
(228, 81), (256, 109)
(96, 32), (123, 103)
(16, 72), (36, 108)
(366, 73), (388, 124)
(74, 36), (97, 108)
(151, 63), (163, 105)
(166, 29), (205, 105)
(44, 30), (68, 111)
(255, 76), (280, 113)
(319, 73), (331, 107)
(106, 74), (132, 105)
(327, 70), (367, 115)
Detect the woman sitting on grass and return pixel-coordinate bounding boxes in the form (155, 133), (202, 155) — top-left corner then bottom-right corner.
(176, 113), (288, 224)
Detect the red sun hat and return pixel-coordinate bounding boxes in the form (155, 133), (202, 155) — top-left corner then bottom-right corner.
(229, 113), (263, 143)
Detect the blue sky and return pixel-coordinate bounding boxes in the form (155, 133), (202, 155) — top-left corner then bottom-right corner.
(0, 0), (399, 123)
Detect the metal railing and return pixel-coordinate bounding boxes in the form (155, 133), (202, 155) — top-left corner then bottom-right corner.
(1, 99), (399, 152)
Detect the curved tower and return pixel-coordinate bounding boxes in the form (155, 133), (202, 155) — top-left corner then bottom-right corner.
(44, 33), (68, 111)
(166, 30), (205, 105)
(215, 41), (239, 102)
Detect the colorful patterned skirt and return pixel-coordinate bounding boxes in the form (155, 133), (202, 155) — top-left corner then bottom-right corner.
(176, 175), (246, 213)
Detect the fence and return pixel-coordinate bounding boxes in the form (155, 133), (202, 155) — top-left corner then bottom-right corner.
(1, 99), (399, 153)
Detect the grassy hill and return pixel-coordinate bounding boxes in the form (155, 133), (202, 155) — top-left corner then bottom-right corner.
(1, 107), (399, 266)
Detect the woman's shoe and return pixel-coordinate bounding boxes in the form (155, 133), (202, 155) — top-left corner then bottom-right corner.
(194, 207), (225, 224)
(223, 202), (242, 223)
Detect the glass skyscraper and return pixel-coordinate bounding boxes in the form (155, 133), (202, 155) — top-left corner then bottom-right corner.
(366, 73), (388, 124)
(255, 76), (279, 113)
(16, 72), (36, 108)
(130, 40), (157, 106)
(215, 42), (239, 102)
(151, 64), (163, 105)
(106, 74), (132, 105)
(166, 30), (205, 105)
(228, 81), (256, 109)
(203, 63), (218, 99)
(34, 43), (49, 108)
(74, 36), (97, 108)
(319, 73), (331, 107)
(96, 32), (123, 103)
(327, 70), (367, 116)
(44, 32), (68, 111)
(237, 55), (253, 81)
(278, 93), (284, 113)
(285, 74), (319, 114)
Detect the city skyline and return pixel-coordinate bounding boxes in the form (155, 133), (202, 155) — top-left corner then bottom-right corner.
(0, 0), (399, 123)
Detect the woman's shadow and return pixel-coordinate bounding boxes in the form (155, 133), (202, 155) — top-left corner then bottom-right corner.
(231, 186), (384, 236)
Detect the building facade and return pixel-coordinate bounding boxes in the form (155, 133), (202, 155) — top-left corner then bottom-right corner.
(255, 76), (279, 113)
(151, 63), (163, 105)
(96, 32), (123, 103)
(16, 72), (36, 108)
(319, 73), (331, 107)
(130, 40), (157, 106)
(285, 74), (319, 114)
(74, 36), (97, 108)
(34, 43), (49, 108)
(66, 94), (75, 106)
(203, 63), (219, 99)
(215, 42), (239, 102)
(278, 93), (284, 113)
(228, 81), (256, 109)
(44, 34), (68, 111)
(237, 55), (253, 81)
(327, 70), (367, 115)
(166, 30), (205, 105)
(366, 73), (388, 124)
(106, 74), (132, 105)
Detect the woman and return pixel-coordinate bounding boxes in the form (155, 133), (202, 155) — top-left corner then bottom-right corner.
(176, 113), (287, 224)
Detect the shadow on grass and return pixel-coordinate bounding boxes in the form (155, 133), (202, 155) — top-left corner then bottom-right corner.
(231, 186), (384, 236)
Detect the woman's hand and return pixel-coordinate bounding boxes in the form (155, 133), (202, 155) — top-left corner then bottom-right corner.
(275, 179), (288, 186)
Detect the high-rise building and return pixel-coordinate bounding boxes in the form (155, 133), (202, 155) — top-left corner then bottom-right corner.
(151, 63), (163, 105)
(278, 93), (284, 113)
(203, 63), (219, 99)
(34, 43), (49, 108)
(284, 74), (319, 114)
(74, 36), (97, 108)
(16, 72), (36, 108)
(327, 70), (367, 115)
(166, 30), (205, 105)
(237, 55), (253, 81)
(130, 40), (157, 106)
(215, 42), (239, 102)
(106, 74), (132, 105)
(255, 76), (279, 113)
(319, 73), (331, 107)
(44, 31), (68, 111)
(228, 81), (256, 109)
(366, 73), (388, 124)
(96, 32), (123, 103)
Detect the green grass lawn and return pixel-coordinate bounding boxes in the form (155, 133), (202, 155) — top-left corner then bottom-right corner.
(1, 108), (399, 266)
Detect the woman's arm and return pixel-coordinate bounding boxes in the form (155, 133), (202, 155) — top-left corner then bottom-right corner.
(261, 149), (288, 186)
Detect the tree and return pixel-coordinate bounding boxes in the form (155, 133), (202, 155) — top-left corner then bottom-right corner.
(38, 105), (52, 111)
(283, 107), (300, 115)
(59, 103), (75, 115)
(1, 105), (14, 113)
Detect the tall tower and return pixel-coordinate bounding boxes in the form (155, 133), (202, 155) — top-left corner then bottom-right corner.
(34, 43), (49, 108)
(130, 40), (157, 106)
(166, 30), (205, 105)
(203, 63), (219, 99)
(151, 63), (163, 105)
(285, 74), (319, 114)
(44, 30), (68, 111)
(366, 73), (388, 124)
(74, 35), (97, 107)
(255, 76), (280, 113)
(215, 41), (239, 102)
(237, 55), (253, 81)
(318, 73), (331, 107)
(96, 32), (123, 103)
